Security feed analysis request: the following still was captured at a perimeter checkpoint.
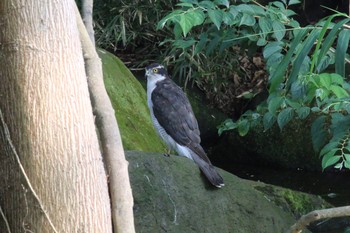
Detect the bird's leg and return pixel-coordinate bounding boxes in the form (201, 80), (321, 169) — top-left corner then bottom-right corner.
(163, 148), (171, 157)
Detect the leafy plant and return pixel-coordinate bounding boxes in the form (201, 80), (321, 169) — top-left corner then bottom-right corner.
(158, 0), (350, 170)
(218, 15), (350, 171)
(93, 0), (174, 58)
(157, 0), (302, 115)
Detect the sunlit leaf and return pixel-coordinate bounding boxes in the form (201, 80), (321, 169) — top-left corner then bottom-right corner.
(330, 85), (349, 98)
(208, 9), (224, 29)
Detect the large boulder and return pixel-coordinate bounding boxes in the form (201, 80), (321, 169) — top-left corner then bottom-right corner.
(98, 49), (164, 152)
(125, 151), (330, 233)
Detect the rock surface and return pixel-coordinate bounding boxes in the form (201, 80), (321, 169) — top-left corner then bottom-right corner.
(126, 151), (318, 233)
(98, 49), (165, 152)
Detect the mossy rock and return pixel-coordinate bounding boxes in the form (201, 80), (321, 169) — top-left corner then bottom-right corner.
(125, 150), (322, 233)
(98, 49), (165, 152)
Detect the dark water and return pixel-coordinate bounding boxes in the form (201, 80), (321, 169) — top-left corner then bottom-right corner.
(217, 162), (350, 233)
(217, 161), (350, 207)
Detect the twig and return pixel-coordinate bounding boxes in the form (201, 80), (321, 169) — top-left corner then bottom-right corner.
(287, 206), (350, 233)
(0, 109), (58, 233)
(75, 5), (135, 233)
(0, 205), (11, 233)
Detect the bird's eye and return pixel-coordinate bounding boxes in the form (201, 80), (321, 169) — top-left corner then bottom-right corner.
(152, 68), (158, 73)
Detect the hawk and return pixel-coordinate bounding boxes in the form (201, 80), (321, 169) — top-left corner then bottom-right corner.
(145, 63), (224, 188)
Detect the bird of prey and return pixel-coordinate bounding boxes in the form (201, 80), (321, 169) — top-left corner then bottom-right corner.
(145, 63), (224, 188)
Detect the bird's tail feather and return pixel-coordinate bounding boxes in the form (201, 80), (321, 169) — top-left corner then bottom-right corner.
(191, 152), (224, 188)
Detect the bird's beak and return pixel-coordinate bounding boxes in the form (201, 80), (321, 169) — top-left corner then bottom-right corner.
(145, 69), (149, 78)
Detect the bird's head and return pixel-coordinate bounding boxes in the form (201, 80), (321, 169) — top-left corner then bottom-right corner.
(145, 63), (169, 82)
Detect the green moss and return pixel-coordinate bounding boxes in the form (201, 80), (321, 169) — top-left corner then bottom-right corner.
(98, 49), (165, 152)
(254, 184), (332, 218)
(282, 189), (330, 216)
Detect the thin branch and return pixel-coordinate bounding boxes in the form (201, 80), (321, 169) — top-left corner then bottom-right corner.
(74, 4), (135, 233)
(0, 108), (58, 233)
(0, 205), (11, 233)
(81, 0), (95, 44)
(287, 206), (350, 233)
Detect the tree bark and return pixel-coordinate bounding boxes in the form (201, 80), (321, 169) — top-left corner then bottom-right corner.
(81, 0), (95, 44)
(75, 6), (136, 233)
(287, 206), (350, 233)
(0, 0), (112, 232)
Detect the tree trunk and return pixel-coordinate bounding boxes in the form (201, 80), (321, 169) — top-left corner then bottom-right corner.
(75, 6), (136, 233)
(0, 0), (112, 232)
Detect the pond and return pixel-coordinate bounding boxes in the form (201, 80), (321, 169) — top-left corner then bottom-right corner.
(217, 161), (350, 207)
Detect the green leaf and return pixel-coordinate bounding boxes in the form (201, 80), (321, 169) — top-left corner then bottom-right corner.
(259, 17), (272, 36)
(214, 0), (229, 8)
(322, 155), (341, 169)
(263, 112), (276, 130)
(288, 0), (300, 5)
(176, 2), (194, 7)
(330, 73), (344, 85)
(238, 119), (250, 136)
(223, 11), (236, 25)
(320, 141), (339, 156)
(344, 160), (350, 169)
(272, 21), (286, 41)
(330, 85), (349, 98)
(208, 9), (224, 29)
(334, 162), (343, 169)
(319, 73), (332, 88)
(173, 39), (196, 49)
(268, 96), (283, 113)
(205, 34), (221, 55)
(336, 29), (350, 77)
(257, 38), (267, 46)
(296, 106), (310, 119)
(191, 9), (206, 26)
(179, 14), (194, 37)
(263, 41), (283, 59)
(309, 14), (338, 73)
(311, 115), (327, 152)
(239, 13), (255, 26)
(236, 4), (255, 14)
(194, 33), (208, 55)
(285, 98), (301, 108)
(157, 10), (183, 29)
(198, 0), (216, 9)
(218, 119), (237, 135)
(277, 107), (294, 130)
(286, 29), (320, 90)
(269, 28), (308, 92)
(272, 1), (285, 9)
(317, 18), (350, 68)
(344, 153), (350, 161)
